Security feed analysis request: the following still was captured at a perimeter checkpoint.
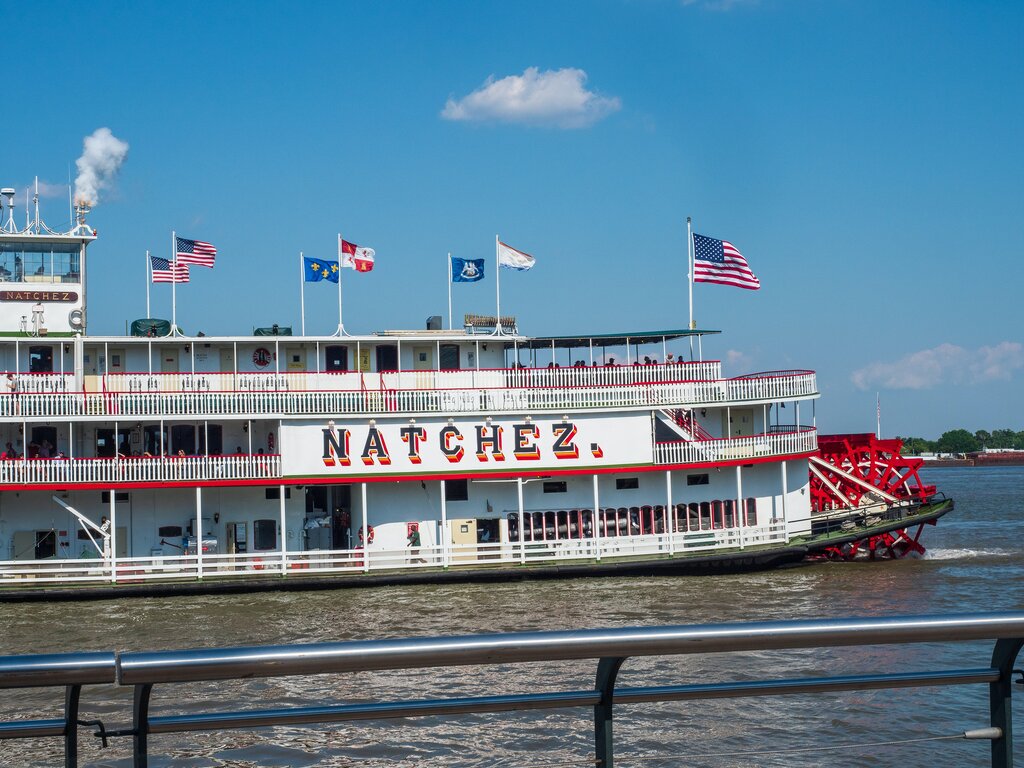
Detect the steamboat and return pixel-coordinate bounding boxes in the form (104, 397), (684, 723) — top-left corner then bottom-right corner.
(0, 189), (952, 600)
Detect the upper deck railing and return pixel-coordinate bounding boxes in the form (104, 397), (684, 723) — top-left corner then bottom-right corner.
(0, 454), (281, 486)
(0, 367), (817, 419)
(101, 360), (723, 393)
(654, 427), (818, 465)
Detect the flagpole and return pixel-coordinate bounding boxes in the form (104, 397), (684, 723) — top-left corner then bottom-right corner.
(171, 231), (177, 335)
(447, 252), (453, 330)
(299, 251), (306, 337)
(495, 235), (502, 334)
(145, 249), (151, 319)
(336, 234), (344, 335)
(686, 217), (694, 360)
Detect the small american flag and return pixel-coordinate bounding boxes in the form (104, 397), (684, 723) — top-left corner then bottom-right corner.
(175, 236), (217, 268)
(150, 255), (190, 284)
(693, 233), (760, 290)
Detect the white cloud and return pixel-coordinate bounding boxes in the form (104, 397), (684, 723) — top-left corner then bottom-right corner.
(441, 67), (621, 129)
(851, 342), (1024, 390)
(725, 349), (754, 372)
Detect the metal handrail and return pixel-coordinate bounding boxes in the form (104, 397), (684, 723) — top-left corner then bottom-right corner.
(3, 614), (1023, 767)
(0, 651), (116, 768)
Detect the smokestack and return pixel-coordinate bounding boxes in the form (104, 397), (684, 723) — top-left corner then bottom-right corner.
(73, 127), (129, 207)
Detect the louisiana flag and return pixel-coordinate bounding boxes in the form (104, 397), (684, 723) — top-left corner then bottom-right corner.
(304, 256), (339, 283)
(451, 257), (485, 283)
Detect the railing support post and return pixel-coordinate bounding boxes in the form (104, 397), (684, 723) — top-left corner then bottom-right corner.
(594, 656), (625, 768)
(63, 683), (82, 768)
(133, 683), (153, 768)
(989, 638), (1024, 767)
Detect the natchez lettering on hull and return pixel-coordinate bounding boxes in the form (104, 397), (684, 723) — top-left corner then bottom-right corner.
(279, 414), (652, 478)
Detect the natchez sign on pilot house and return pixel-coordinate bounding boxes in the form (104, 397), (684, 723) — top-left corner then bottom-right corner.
(280, 413), (653, 480)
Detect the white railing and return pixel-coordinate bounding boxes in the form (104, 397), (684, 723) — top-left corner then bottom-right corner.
(654, 428), (818, 465)
(0, 371), (817, 419)
(102, 362), (724, 395)
(3, 373), (74, 393)
(0, 523), (788, 586)
(0, 454), (282, 485)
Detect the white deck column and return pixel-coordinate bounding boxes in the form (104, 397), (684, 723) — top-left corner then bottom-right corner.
(592, 474), (600, 562)
(517, 477), (525, 564)
(666, 470), (674, 555)
(736, 465), (744, 550)
(781, 460), (789, 543)
(440, 479), (449, 567)
(361, 482), (369, 572)
(109, 489), (117, 583)
(279, 484), (287, 573)
(196, 486), (203, 579)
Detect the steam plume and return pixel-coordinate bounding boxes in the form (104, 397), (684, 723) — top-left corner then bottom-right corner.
(74, 128), (129, 206)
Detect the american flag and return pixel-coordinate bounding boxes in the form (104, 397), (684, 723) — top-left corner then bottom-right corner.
(150, 255), (190, 283)
(175, 236), (217, 267)
(693, 233), (760, 290)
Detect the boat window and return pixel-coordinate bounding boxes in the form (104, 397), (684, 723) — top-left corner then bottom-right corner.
(144, 425), (168, 456)
(543, 481), (567, 494)
(253, 519), (277, 550)
(28, 346), (54, 373)
(615, 477), (639, 490)
(686, 473), (709, 486)
(445, 479), (468, 501)
(375, 345), (398, 372)
(439, 344), (460, 370)
(171, 425), (196, 455)
(264, 488), (292, 500)
(197, 424), (223, 456)
(325, 345), (348, 372)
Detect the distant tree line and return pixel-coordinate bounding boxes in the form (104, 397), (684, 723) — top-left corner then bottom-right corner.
(896, 429), (1024, 455)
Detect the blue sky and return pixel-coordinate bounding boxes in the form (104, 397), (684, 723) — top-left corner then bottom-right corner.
(5, 1), (1023, 438)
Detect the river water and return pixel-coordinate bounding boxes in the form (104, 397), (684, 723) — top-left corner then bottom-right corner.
(2, 466), (1023, 767)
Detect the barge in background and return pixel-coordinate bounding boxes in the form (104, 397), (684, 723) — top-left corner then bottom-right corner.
(0, 189), (951, 601)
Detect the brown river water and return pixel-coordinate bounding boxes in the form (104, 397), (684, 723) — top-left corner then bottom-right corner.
(1, 466), (1022, 766)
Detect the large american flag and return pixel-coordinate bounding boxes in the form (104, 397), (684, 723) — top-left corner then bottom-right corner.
(692, 233), (760, 290)
(175, 236), (217, 267)
(150, 255), (190, 283)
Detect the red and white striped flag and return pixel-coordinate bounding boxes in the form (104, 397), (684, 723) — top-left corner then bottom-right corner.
(175, 236), (217, 268)
(150, 255), (189, 283)
(693, 233), (760, 290)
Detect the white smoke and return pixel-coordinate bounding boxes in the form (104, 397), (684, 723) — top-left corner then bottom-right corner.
(74, 127), (129, 205)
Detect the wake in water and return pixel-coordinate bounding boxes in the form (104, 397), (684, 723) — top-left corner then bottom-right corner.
(923, 547), (1015, 560)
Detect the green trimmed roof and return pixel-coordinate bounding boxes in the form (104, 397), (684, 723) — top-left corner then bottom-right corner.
(507, 328), (720, 350)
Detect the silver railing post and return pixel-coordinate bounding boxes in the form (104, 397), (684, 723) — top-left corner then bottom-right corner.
(989, 638), (1024, 767)
(133, 683), (153, 768)
(63, 684), (82, 768)
(594, 657), (625, 768)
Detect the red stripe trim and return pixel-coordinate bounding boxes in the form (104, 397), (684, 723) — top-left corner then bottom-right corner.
(0, 451), (815, 492)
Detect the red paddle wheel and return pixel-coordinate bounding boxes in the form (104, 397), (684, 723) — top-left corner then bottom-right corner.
(808, 434), (938, 561)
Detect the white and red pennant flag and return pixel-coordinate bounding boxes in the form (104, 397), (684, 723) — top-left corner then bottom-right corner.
(174, 236), (217, 268)
(339, 236), (375, 272)
(692, 233), (760, 290)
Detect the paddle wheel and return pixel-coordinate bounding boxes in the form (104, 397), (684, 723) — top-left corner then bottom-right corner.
(807, 434), (939, 561)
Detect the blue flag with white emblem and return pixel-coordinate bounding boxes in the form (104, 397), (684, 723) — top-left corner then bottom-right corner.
(304, 256), (340, 283)
(451, 257), (485, 283)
